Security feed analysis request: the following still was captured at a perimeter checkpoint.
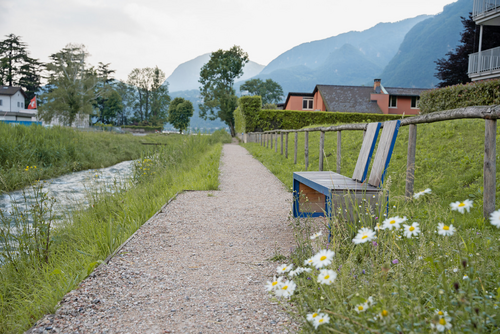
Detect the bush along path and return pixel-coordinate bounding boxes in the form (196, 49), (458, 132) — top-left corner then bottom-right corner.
(27, 144), (296, 333)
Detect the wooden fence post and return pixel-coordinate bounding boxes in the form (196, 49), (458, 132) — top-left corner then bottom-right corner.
(319, 131), (325, 171)
(337, 131), (341, 174)
(275, 132), (278, 153)
(305, 131), (309, 171)
(285, 133), (289, 159)
(405, 124), (417, 201)
(484, 119), (497, 218)
(294, 132), (298, 164)
(267, 134), (269, 148)
(280, 132), (284, 155)
(271, 133), (273, 149)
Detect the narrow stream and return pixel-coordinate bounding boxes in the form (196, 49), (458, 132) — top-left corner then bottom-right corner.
(0, 160), (135, 222)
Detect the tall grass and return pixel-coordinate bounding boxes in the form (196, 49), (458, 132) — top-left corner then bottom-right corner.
(243, 120), (500, 333)
(0, 130), (231, 333)
(0, 123), (173, 192)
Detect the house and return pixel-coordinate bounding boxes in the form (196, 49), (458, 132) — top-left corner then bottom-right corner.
(283, 79), (428, 115)
(0, 86), (39, 124)
(468, 0), (500, 81)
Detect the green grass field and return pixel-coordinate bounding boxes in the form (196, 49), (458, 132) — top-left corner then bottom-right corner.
(0, 131), (231, 333)
(243, 119), (500, 333)
(0, 123), (175, 192)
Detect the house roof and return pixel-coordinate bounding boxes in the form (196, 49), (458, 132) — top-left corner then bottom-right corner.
(314, 85), (382, 114)
(384, 87), (428, 96)
(283, 92), (314, 109)
(0, 86), (27, 98)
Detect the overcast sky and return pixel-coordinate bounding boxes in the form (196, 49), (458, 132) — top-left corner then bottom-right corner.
(1, 0), (458, 81)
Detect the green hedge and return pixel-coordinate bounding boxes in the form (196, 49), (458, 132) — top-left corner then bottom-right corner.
(235, 95), (404, 132)
(121, 125), (163, 132)
(419, 78), (500, 114)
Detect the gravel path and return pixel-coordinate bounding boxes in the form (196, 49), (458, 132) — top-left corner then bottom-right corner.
(28, 143), (297, 334)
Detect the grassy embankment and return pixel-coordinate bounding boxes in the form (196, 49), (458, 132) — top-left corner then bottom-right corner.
(0, 130), (231, 333)
(243, 119), (500, 333)
(0, 122), (174, 193)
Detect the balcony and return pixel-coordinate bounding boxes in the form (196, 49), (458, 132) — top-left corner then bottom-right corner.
(468, 46), (500, 80)
(473, 0), (500, 25)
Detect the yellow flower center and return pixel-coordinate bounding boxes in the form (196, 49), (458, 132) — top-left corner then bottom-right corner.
(272, 281), (278, 286)
(438, 311), (444, 316)
(362, 235), (368, 239)
(282, 285), (288, 290)
(409, 226), (415, 231)
(381, 310), (388, 317)
(319, 319), (324, 323)
(312, 313), (318, 318)
(358, 306), (364, 311)
(320, 256), (327, 261)
(389, 220), (396, 224)
(439, 318), (446, 325)
(282, 267), (287, 271)
(443, 225), (450, 230)
(458, 203), (465, 207)
(324, 275), (330, 280)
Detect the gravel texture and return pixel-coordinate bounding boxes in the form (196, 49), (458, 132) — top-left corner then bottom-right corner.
(28, 143), (297, 334)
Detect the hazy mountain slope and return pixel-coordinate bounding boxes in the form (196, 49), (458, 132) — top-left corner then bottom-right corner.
(380, 0), (471, 88)
(166, 53), (265, 92)
(260, 15), (430, 75)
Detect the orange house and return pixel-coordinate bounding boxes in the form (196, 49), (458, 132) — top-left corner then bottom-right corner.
(283, 79), (428, 115)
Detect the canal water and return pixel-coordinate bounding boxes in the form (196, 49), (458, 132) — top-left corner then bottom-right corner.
(0, 160), (135, 222)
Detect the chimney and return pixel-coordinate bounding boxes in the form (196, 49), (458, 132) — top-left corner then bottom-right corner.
(374, 79), (381, 94)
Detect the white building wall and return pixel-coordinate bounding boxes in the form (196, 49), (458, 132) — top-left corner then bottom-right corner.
(0, 91), (26, 112)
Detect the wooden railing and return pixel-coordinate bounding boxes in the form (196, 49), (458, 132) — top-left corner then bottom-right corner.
(243, 106), (500, 219)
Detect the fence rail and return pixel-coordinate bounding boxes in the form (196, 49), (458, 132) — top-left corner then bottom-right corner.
(243, 105), (500, 219)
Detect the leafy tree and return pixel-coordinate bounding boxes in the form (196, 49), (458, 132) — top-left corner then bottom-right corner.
(199, 45), (249, 136)
(39, 44), (98, 126)
(101, 90), (123, 124)
(435, 13), (500, 87)
(240, 78), (284, 104)
(149, 67), (170, 126)
(114, 81), (136, 125)
(0, 34), (42, 103)
(94, 62), (117, 124)
(168, 97), (193, 134)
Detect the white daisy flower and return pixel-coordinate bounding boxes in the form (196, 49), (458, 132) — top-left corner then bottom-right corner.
(434, 310), (451, 323)
(381, 216), (407, 230)
(352, 227), (376, 244)
(276, 264), (293, 274)
(418, 256), (423, 260)
(437, 223), (456, 236)
(288, 267), (311, 277)
(463, 274), (469, 280)
(431, 317), (452, 332)
(450, 199), (473, 213)
(367, 296), (375, 306)
(489, 209), (500, 228)
(403, 222), (421, 238)
(354, 303), (369, 313)
(303, 257), (314, 266)
(306, 309), (320, 323)
(317, 269), (337, 285)
(310, 231), (323, 240)
(275, 280), (296, 298)
(313, 313), (330, 329)
(414, 188), (432, 199)
(265, 276), (283, 291)
(311, 249), (335, 268)
(379, 309), (389, 319)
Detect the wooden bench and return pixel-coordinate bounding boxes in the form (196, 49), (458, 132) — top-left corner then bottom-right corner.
(293, 120), (401, 219)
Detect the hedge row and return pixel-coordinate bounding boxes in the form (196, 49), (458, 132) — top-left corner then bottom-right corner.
(121, 125), (163, 131)
(419, 78), (500, 114)
(235, 95), (403, 132)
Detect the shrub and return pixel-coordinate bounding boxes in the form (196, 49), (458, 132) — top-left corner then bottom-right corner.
(236, 95), (262, 133)
(420, 78), (500, 114)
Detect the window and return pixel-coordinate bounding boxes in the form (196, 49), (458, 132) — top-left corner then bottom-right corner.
(17, 101), (20, 107)
(411, 96), (420, 109)
(389, 96), (397, 108)
(0, 99), (2, 106)
(303, 98), (313, 110)
(21, 102), (24, 108)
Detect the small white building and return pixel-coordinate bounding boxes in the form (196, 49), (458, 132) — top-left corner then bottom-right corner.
(0, 86), (38, 123)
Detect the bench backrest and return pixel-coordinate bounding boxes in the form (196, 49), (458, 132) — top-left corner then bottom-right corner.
(352, 122), (381, 183)
(368, 120), (401, 188)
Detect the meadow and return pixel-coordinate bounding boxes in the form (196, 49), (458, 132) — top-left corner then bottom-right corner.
(0, 123), (173, 192)
(0, 130), (231, 333)
(243, 119), (500, 333)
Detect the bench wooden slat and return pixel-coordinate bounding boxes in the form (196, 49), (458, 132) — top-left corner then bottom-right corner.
(352, 123), (381, 182)
(368, 120), (401, 188)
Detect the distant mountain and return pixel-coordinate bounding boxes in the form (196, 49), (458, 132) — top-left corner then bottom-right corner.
(166, 53), (265, 93)
(165, 89), (227, 131)
(260, 15), (431, 75)
(380, 0), (471, 88)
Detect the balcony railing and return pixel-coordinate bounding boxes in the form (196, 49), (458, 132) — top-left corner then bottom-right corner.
(468, 46), (500, 75)
(473, 0), (500, 20)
